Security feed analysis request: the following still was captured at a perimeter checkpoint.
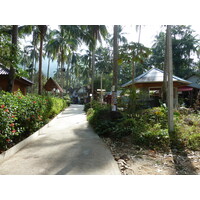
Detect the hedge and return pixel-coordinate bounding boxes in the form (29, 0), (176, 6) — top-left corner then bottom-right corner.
(0, 91), (68, 152)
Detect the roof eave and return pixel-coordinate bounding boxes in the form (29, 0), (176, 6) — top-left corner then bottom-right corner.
(121, 80), (191, 88)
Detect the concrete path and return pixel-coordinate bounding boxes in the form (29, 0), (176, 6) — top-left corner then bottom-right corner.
(0, 104), (120, 175)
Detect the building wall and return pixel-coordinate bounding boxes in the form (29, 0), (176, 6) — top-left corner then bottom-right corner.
(0, 76), (27, 95)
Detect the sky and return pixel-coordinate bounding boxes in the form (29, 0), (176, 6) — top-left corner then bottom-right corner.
(121, 25), (200, 47)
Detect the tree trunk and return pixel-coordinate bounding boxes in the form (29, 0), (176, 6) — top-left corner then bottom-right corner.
(38, 34), (43, 95)
(132, 59), (135, 87)
(31, 36), (36, 93)
(66, 62), (70, 91)
(47, 57), (50, 80)
(61, 48), (65, 91)
(56, 62), (59, 81)
(38, 25), (47, 95)
(162, 31), (168, 103)
(100, 72), (103, 104)
(7, 25), (18, 93)
(112, 25), (119, 111)
(61, 62), (65, 91)
(166, 25), (174, 134)
(91, 49), (95, 99)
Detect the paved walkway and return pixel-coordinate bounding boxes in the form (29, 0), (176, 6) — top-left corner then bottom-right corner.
(0, 104), (120, 175)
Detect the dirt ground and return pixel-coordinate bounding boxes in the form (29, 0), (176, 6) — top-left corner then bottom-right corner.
(102, 137), (200, 175)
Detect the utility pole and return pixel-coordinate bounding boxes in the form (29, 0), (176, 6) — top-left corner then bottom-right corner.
(166, 25), (174, 133)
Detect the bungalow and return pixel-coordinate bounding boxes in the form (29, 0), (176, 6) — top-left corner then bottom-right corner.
(121, 68), (191, 108)
(178, 74), (200, 107)
(43, 77), (63, 95)
(0, 66), (33, 95)
(71, 86), (91, 104)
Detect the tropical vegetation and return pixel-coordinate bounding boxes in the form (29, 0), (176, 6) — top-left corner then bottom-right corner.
(0, 91), (68, 152)
(85, 100), (200, 151)
(0, 25), (200, 153)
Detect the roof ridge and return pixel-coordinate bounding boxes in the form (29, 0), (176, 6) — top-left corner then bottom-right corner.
(121, 67), (155, 87)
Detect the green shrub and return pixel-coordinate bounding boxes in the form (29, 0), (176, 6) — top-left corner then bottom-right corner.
(138, 124), (170, 150)
(86, 104), (122, 138)
(112, 118), (145, 139)
(94, 120), (117, 137)
(86, 108), (95, 122)
(63, 95), (71, 106)
(187, 134), (200, 150)
(84, 100), (103, 112)
(85, 102), (200, 151)
(0, 91), (67, 152)
(140, 106), (168, 128)
(87, 106), (111, 127)
(45, 96), (66, 118)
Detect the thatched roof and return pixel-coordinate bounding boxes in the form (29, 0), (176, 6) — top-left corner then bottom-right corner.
(43, 77), (63, 93)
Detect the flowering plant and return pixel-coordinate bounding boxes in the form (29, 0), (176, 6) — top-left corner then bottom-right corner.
(0, 91), (67, 152)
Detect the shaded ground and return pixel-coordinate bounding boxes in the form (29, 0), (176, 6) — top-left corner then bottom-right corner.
(102, 136), (200, 175)
(0, 105), (120, 175)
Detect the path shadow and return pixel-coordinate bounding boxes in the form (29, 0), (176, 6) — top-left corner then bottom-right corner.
(0, 104), (119, 175)
(169, 133), (198, 175)
(52, 125), (117, 175)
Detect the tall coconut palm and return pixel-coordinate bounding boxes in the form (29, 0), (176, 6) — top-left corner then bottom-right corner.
(7, 25), (18, 93)
(31, 26), (40, 90)
(86, 25), (108, 98)
(112, 25), (119, 111)
(45, 29), (55, 80)
(20, 47), (32, 71)
(109, 25), (128, 46)
(47, 26), (81, 90)
(162, 28), (168, 103)
(38, 25), (47, 95)
(166, 25), (174, 133)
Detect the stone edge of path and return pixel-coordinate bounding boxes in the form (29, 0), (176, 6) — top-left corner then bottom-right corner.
(0, 109), (65, 164)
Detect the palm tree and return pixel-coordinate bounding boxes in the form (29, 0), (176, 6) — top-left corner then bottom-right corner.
(31, 26), (40, 89)
(7, 25), (18, 93)
(45, 29), (55, 80)
(38, 25), (47, 95)
(166, 25), (174, 133)
(109, 25), (128, 46)
(162, 28), (168, 103)
(47, 26), (81, 90)
(86, 25), (108, 98)
(20, 47), (32, 71)
(112, 25), (119, 111)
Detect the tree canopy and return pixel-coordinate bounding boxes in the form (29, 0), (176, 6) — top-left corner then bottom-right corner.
(0, 25), (200, 95)
(149, 25), (200, 78)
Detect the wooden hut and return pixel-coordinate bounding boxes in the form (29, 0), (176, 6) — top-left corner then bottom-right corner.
(178, 74), (200, 107)
(0, 66), (33, 95)
(44, 77), (63, 94)
(121, 68), (191, 108)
